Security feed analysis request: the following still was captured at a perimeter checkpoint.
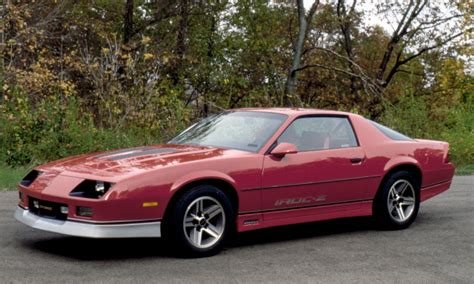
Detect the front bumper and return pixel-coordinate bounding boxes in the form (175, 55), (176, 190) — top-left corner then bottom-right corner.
(14, 206), (161, 238)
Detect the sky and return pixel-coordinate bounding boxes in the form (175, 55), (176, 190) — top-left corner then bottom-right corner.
(303, 0), (395, 33)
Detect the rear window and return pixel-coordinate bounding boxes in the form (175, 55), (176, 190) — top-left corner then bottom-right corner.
(369, 120), (412, 141)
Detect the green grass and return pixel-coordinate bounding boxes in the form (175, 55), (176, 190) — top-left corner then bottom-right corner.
(455, 164), (474, 176)
(0, 165), (30, 190)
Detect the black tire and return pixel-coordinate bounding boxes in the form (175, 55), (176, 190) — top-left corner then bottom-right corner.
(163, 185), (234, 257)
(374, 170), (420, 230)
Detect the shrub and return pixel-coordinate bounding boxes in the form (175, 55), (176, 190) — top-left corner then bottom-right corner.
(381, 95), (474, 167)
(0, 89), (168, 166)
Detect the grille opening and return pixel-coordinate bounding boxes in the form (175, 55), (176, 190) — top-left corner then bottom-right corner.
(20, 170), (41, 187)
(28, 197), (68, 220)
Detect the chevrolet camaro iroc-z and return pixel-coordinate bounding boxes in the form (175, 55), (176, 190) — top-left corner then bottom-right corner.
(15, 108), (455, 256)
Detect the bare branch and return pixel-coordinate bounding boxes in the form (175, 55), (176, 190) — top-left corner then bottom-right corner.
(294, 62), (381, 98)
(307, 0), (320, 20)
(392, 0), (414, 38)
(377, 0), (429, 82)
(383, 31), (465, 87)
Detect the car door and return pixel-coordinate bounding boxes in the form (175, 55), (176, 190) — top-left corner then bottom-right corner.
(261, 115), (371, 219)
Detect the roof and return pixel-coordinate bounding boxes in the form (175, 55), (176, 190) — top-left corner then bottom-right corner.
(232, 107), (356, 117)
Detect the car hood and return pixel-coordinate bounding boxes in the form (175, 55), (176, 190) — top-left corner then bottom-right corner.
(36, 144), (232, 182)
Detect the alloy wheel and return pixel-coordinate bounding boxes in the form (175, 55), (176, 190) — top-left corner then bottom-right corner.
(387, 179), (416, 222)
(183, 196), (226, 249)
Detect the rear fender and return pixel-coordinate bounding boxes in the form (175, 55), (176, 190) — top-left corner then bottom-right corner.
(383, 157), (421, 174)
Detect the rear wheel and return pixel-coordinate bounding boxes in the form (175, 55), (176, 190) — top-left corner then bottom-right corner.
(164, 185), (234, 257)
(374, 171), (420, 230)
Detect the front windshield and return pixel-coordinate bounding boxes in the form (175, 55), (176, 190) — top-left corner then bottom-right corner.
(170, 111), (288, 152)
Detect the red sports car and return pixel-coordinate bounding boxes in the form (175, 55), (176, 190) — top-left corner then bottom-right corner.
(15, 108), (454, 256)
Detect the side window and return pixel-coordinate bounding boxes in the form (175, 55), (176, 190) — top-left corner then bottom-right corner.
(278, 116), (358, 152)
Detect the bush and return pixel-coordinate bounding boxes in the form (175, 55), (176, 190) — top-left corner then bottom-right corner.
(0, 89), (166, 166)
(381, 95), (474, 167)
(1, 87), (472, 170)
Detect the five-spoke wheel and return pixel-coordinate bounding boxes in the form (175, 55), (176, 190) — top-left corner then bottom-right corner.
(387, 179), (416, 222)
(374, 171), (420, 230)
(163, 185), (234, 257)
(183, 197), (225, 249)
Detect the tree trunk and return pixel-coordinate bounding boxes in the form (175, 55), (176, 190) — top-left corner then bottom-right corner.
(175, 0), (188, 81)
(283, 0), (319, 106)
(123, 0), (134, 44)
(0, 0), (8, 101)
(337, 0), (359, 100)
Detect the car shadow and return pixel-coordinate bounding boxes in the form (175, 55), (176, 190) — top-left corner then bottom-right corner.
(229, 216), (375, 248)
(22, 216), (376, 260)
(23, 236), (174, 260)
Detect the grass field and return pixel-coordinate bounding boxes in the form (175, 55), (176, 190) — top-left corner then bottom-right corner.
(0, 164), (472, 191)
(456, 164), (474, 176)
(0, 166), (30, 191)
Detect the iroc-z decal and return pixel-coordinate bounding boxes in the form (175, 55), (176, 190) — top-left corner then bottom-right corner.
(274, 195), (327, 207)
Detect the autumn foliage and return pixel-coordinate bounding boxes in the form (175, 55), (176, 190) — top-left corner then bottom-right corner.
(0, 0), (472, 167)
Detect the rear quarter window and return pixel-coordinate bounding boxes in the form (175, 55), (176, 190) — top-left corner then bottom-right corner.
(369, 120), (413, 141)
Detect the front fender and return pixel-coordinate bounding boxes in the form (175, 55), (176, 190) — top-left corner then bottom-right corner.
(170, 170), (237, 194)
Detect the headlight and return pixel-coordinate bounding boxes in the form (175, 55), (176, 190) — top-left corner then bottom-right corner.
(69, 180), (113, 199)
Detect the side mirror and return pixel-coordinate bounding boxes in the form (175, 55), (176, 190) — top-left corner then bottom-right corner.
(270, 143), (298, 158)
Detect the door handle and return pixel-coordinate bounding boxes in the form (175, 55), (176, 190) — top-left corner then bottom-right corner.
(350, 157), (364, 164)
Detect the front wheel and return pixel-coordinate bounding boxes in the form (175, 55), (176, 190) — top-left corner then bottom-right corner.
(374, 171), (420, 230)
(164, 185), (234, 257)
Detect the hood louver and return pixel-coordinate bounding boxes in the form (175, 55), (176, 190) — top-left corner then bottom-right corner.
(95, 147), (178, 161)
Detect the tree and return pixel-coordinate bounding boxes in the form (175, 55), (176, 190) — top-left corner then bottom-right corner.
(288, 0), (469, 117)
(336, 0), (358, 97)
(283, 0), (320, 106)
(374, 0), (467, 90)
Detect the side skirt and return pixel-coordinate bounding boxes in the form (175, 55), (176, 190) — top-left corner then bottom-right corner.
(236, 200), (373, 232)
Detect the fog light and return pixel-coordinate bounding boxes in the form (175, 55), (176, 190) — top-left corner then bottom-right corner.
(76, 206), (93, 217)
(60, 206), (69, 215)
